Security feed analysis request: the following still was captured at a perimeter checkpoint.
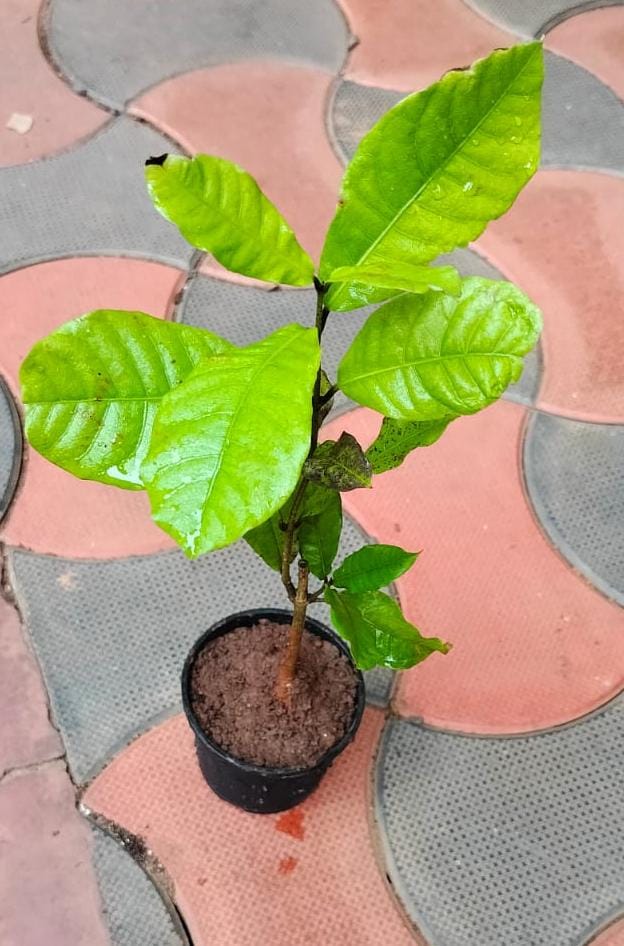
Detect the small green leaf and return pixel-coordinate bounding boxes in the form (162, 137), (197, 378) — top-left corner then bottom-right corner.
(142, 324), (320, 557)
(146, 154), (314, 286)
(304, 432), (372, 491)
(20, 310), (232, 489)
(299, 490), (342, 579)
(325, 587), (450, 670)
(327, 262), (461, 312)
(338, 277), (542, 420)
(245, 513), (294, 572)
(366, 416), (454, 474)
(321, 42), (543, 311)
(332, 544), (419, 593)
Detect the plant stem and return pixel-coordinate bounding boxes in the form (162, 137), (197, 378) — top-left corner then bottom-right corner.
(276, 560), (309, 706)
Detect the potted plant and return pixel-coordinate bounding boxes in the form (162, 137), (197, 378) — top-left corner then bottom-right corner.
(19, 43), (543, 812)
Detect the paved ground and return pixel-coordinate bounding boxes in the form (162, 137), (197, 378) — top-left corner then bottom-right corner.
(1, 2), (623, 944)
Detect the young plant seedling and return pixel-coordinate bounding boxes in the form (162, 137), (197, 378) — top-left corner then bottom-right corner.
(20, 43), (544, 704)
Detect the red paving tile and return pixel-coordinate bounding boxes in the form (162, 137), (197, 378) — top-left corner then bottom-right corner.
(324, 403), (624, 734)
(0, 258), (181, 557)
(131, 62), (343, 266)
(84, 709), (419, 946)
(546, 8), (624, 102)
(0, 762), (110, 946)
(0, 0), (106, 166)
(477, 170), (624, 424)
(591, 920), (624, 946)
(336, 0), (514, 91)
(0, 595), (61, 776)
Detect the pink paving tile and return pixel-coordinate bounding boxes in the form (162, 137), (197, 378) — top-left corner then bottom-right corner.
(0, 258), (182, 557)
(0, 761), (110, 946)
(590, 919), (624, 946)
(477, 170), (624, 424)
(323, 403), (624, 734)
(84, 710), (420, 946)
(546, 8), (624, 102)
(0, 0), (106, 166)
(132, 62), (343, 266)
(0, 595), (61, 776)
(337, 0), (515, 91)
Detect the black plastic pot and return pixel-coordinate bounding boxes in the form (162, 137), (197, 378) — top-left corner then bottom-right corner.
(181, 608), (365, 814)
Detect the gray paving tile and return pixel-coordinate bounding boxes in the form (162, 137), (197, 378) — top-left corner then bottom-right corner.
(463, 0), (624, 37)
(331, 52), (624, 175)
(0, 377), (22, 524)
(91, 825), (186, 946)
(47, 0), (349, 109)
(0, 117), (191, 275)
(8, 516), (386, 782)
(377, 704), (624, 946)
(524, 413), (624, 605)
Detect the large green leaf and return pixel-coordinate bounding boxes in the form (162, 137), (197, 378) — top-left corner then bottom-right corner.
(366, 416), (455, 474)
(299, 490), (342, 579)
(142, 325), (320, 557)
(332, 544), (419, 593)
(327, 262), (461, 312)
(321, 43), (543, 311)
(20, 310), (232, 489)
(338, 277), (541, 420)
(324, 587), (449, 670)
(146, 154), (314, 286)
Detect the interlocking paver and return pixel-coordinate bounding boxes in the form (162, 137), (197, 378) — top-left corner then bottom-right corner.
(547, 7), (624, 101)
(0, 376), (21, 523)
(463, 0), (623, 37)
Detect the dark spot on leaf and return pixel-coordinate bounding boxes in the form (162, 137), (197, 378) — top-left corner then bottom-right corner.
(145, 153), (168, 167)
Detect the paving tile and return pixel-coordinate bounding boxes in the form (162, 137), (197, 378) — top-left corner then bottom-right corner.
(377, 705), (624, 946)
(0, 376), (21, 523)
(0, 761), (110, 946)
(83, 710), (418, 946)
(330, 52), (624, 175)
(7, 516), (385, 782)
(463, 0), (624, 37)
(590, 919), (624, 946)
(337, 0), (513, 91)
(324, 402), (624, 734)
(46, 0), (348, 109)
(0, 257), (183, 558)
(0, 116), (192, 274)
(0, 0), (106, 166)
(479, 170), (624, 424)
(132, 62), (343, 264)
(524, 413), (624, 606)
(547, 7), (624, 102)
(91, 825), (186, 946)
(0, 595), (61, 777)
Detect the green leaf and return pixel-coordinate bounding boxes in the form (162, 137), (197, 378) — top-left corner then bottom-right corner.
(145, 153), (314, 286)
(327, 262), (461, 312)
(320, 42), (543, 311)
(367, 416), (454, 474)
(299, 490), (342, 579)
(142, 324), (320, 557)
(20, 310), (232, 490)
(245, 513), (293, 572)
(338, 277), (541, 420)
(304, 432), (372, 491)
(332, 544), (419, 593)
(324, 587), (450, 670)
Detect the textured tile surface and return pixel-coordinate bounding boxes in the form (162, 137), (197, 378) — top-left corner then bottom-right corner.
(0, 762), (111, 946)
(547, 7), (624, 101)
(590, 919), (624, 946)
(325, 403), (624, 733)
(133, 62), (342, 263)
(524, 413), (624, 606)
(0, 596), (61, 777)
(84, 710), (417, 946)
(0, 117), (192, 274)
(8, 517), (382, 782)
(378, 706), (624, 946)
(47, 0), (348, 108)
(91, 825), (185, 946)
(463, 0), (624, 36)
(0, 0), (106, 166)
(0, 376), (21, 523)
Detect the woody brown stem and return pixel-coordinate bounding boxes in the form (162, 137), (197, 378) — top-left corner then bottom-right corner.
(276, 560), (309, 705)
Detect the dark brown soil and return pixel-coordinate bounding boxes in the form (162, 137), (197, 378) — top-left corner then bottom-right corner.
(190, 620), (358, 769)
